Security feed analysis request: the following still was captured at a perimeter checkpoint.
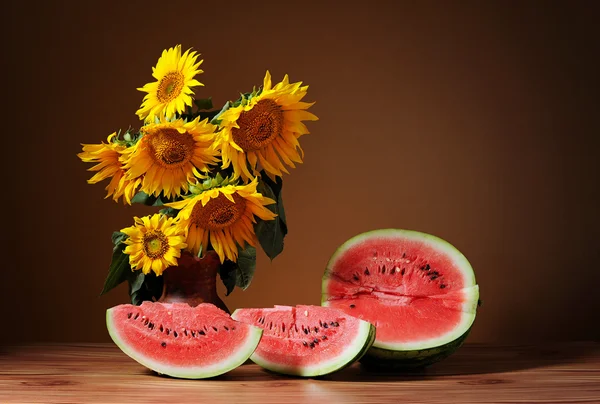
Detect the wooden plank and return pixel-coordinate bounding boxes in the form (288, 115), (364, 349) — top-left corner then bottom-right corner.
(1, 343), (599, 403)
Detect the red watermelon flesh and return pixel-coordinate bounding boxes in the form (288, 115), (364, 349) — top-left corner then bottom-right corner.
(107, 302), (262, 379)
(232, 305), (375, 376)
(322, 229), (478, 352)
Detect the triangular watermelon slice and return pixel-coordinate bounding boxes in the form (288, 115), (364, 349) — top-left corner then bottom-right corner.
(107, 302), (262, 379)
(232, 305), (375, 376)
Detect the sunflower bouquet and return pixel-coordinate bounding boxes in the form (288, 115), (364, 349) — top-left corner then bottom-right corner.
(78, 45), (317, 305)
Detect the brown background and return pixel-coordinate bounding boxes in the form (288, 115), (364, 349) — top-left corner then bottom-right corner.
(2, 1), (598, 345)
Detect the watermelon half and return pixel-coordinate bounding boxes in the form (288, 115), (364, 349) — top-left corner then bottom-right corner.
(106, 302), (262, 379)
(322, 229), (479, 369)
(232, 305), (375, 377)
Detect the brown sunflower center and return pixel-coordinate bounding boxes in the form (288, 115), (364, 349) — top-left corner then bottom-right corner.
(147, 128), (195, 168)
(191, 193), (247, 231)
(231, 99), (283, 151)
(143, 230), (169, 259)
(157, 72), (185, 103)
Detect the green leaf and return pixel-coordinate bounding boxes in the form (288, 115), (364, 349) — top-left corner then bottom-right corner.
(131, 191), (172, 207)
(129, 272), (145, 294)
(129, 272), (163, 306)
(100, 241), (131, 295)
(211, 101), (231, 124)
(131, 191), (158, 206)
(111, 231), (128, 247)
(255, 177), (287, 260)
(219, 260), (238, 296)
(236, 246), (257, 290)
(159, 207), (179, 217)
(194, 97), (213, 110)
(260, 172), (288, 232)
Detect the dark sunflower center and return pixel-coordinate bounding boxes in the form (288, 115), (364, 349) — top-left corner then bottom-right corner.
(147, 128), (195, 168)
(157, 72), (185, 102)
(143, 230), (169, 259)
(231, 99), (283, 151)
(191, 194), (247, 230)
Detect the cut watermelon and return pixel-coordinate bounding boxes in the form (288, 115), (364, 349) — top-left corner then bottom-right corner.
(106, 302), (262, 379)
(322, 229), (479, 368)
(232, 305), (375, 377)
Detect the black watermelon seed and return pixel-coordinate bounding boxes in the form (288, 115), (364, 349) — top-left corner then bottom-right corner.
(430, 275), (438, 280)
(350, 304), (356, 309)
(173, 331), (178, 338)
(213, 326), (218, 332)
(191, 331), (196, 337)
(382, 266), (386, 273)
(184, 330), (188, 336)
(323, 323), (328, 328)
(440, 284), (446, 289)
(149, 323), (154, 329)
(160, 325), (164, 332)
(309, 343), (315, 349)
(134, 313), (139, 320)
(322, 336), (327, 340)
(402, 252), (406, 258)
(329, 321), (335, 326)
(166, 329), (170, 335)
(161, 342), (167, 348)
(127, 313), (132, 319)
(302, 341), (308, 347)
(401, 268), (406, 275)
(304, 328), (309, 334)
(334, 322), (340, 327)
(431, 271), (439, 276)
(314, 327), (319, 333)
(364, 268), (370, 275)
(420, 266), (426, 271)
(425, 264), (431, 270)
(224, 326), (229, 331)
(313, 339), (320, 344)
(353, 274), (359, 281)
(144, 319), (149, 326)
(199, 330), (205, 336)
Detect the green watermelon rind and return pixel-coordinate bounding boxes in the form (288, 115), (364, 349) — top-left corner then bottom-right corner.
(360, 327), (471, 370)
(233, 309), (375, 377)
(106, 308), (263, 379)
(321, 228), (479, 364)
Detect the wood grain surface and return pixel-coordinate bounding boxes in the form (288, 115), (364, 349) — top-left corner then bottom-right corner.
(1, 343), (599, 403)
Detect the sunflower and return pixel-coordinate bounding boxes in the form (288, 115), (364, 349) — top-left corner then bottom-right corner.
(214, 71), (318, 182)
(78, 133), (141, 204)
(166, 178), (277, 263)
(121, 214), (187, 276)
(123, 117), (219, 199)
(136, 45), (204, 122)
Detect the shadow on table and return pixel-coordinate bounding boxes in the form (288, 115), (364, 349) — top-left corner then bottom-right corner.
(321, 342), (599, 382)
(140, 342), (598, 383)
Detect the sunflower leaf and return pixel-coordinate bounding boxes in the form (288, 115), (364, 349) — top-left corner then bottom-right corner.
(211, 101), (231, 124)
(111, 231), (128, 248)
(255, 177), (287, 260)
(131, 191), (158, 206)
(260, 172), (288, 230)
(236, 246), (257, 289)
(129, 272), (163, 306)
(129, 272), (145, 294)
(219, 260), (238, 296)
(194, 97), (213, 111)
(100, 240), (131, 296)
(159, 207), (178, 217)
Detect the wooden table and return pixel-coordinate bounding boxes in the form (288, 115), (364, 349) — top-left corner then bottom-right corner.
(1, 343), (598, 403)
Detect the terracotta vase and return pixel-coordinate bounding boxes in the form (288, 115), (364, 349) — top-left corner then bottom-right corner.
(158, 250), (229, 313)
